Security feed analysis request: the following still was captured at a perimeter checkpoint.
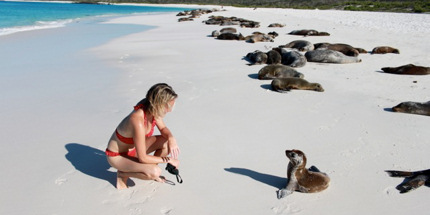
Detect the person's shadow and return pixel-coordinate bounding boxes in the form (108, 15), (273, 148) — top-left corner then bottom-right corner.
(224, 167), (286, 190)
(65, 143), (130, 188)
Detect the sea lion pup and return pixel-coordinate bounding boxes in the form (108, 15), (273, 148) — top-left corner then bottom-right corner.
(280, 40), (314, 52)
(392, 101), (430, 116)
(305, 49), (361, 64)
(381, 64), (430, 75)
(371, 46), (400, 54)
(271, 78), (324, 92)
(266, 50), (282, 64)
(246, 50), (268, 65)
(314, 43), (360, 57)
(258, 65), (304, 80)
(278, 149), (330, 199)
(385, 169), (430, 193)
(216, 33), (245, 40)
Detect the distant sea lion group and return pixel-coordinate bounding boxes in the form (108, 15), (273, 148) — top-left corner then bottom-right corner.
(174, 9), (429, 200)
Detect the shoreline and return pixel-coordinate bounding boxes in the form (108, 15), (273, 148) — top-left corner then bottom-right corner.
(1, 5), (429, 214)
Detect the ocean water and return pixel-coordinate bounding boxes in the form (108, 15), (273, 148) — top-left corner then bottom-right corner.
(0, 1), (192, 36)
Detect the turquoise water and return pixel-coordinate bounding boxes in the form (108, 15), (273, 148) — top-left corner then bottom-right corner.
(0, 1), (193, 35)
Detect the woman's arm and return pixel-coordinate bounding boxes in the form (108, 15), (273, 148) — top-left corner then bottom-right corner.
(156, 117), (180, 159)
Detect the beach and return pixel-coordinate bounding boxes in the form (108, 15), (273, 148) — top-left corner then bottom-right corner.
(0, 4), (429, 214)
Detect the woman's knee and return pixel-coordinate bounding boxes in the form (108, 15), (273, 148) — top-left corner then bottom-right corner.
(145, 165), (162, 179)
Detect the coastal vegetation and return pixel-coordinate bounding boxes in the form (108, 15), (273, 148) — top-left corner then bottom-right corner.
(66, 0), (430, 13)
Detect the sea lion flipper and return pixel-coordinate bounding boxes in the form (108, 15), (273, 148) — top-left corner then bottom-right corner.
(386, 170), (413, 177)
(396, 177), (426, 193)
(277, 188), (293, 199)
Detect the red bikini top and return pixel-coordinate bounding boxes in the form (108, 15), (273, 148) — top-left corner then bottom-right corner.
(115, 104), (156, 144)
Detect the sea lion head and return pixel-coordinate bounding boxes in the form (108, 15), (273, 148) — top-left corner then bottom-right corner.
(285, 149), (307, 168)
(311, 83), (324, 92)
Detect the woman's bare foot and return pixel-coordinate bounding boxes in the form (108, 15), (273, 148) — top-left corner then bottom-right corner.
(116, 171), (129, 189)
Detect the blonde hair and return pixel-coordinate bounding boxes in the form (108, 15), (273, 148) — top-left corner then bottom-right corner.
(138, 83), (178, 118)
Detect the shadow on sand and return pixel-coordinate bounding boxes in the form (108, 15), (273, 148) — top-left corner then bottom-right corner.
(224, 167), (286, 189)
(65, 143), (120, 187)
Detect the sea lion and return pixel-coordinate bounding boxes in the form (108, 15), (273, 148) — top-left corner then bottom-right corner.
(278, 149), (330, 199)
(392, 101), (430, 116)
(271, 78), (324, 92)
(305, 49), (361, 64)
(386, 169), (430, 193)
(268, 23), (285, 28)
(314, 43), (360, 57)
(216, 33), (245, 40)
(245, 32), (275, 43)
(220, 27), (237, 34)
(280, 40), (314, 52)
(288, 29), (330, 36)
(266, 50), (282, 64)
(371, 46), (400, 54)
(246, 50), (268, 65)
(280, 49), (307, 68)
(211, 30), (220, 37)
(258, 65), (303, 80)
(381, 64), (430, 75)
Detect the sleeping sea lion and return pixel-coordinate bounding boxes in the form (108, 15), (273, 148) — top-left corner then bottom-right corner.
(371, 46), (400, 54)
(271, 78), (324, 92)
(278, 149), (330, 199)
(280, 40), (314, 52)
(305, 49), (361, 64)
(392, 101), (430, 116)
(246, 50), (268, 65)
(381, 64), (430, 75)
(280, 49), (307, 68)
(258, 65), (303, 80)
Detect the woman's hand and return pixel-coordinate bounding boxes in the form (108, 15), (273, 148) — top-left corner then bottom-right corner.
(168, 158), (180, 168)
(168, 137), (180, 159)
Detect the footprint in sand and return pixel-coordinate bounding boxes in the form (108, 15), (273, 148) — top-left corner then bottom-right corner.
(271, 204), (302, 214)
(55, 170), (75, 185)
(160, 208), (173, 215)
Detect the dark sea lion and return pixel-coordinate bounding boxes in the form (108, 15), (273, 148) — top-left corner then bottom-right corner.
(266, 50), (282, 64)
(271, 78), (324, 92)
(314, 43), (360, 57)
(278, 149), (330, 198)
(246, 50), (268, 65)
(386, 169), (430, 193)
(371, 46), (400, 54)
(305, 49), (361, 64)
(381, 64), (430, 75)
(268, 23), (285, 27)
(280, 40), (314, 52)
(289, 29), (319, 36)
(258, 65), (303, 80)
(392, 101), (430, 116)
(216, 33), (245, 40)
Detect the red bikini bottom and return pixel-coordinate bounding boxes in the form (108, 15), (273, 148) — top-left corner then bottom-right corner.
(105, 148), (136, 157)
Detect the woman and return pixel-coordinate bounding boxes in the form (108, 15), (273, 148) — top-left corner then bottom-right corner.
(106, 83), (180, 189)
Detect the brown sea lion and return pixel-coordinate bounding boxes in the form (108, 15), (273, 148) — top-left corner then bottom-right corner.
(278, 149), (330, 198)
(381, 64), (430, 75)
(220, 27), (237, 34)
(386, 169), (430, 193)
(392, 101), (430, 116)
(314, 43), (360, 57)
(371, 46), (400, 54)
(258, 65), (303, 80)
(271, 78), (324, 92)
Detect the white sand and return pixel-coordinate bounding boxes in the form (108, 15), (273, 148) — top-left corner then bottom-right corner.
(1, 5), (429, 214)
